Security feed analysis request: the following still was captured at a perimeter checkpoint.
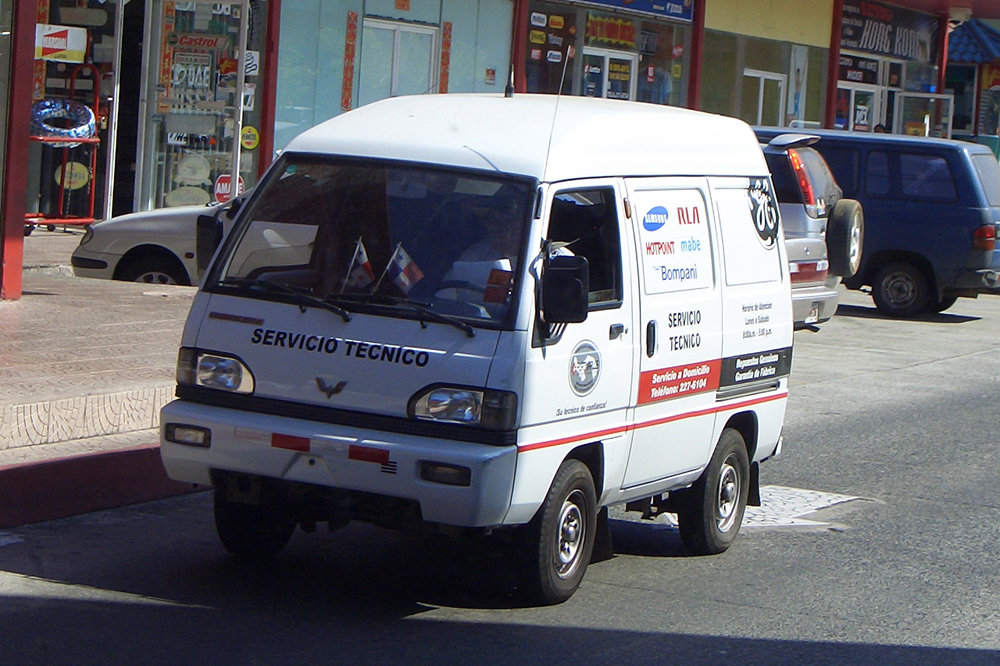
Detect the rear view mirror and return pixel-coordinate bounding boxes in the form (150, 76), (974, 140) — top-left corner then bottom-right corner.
(542, 255), (589, 324)
(196, 212), (224, 276)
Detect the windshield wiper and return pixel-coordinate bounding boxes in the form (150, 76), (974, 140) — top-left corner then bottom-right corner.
(218, 277), (351, 322)
(332, 292), (475, 337)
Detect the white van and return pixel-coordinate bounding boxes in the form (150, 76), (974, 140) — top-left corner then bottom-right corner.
(160, 94), (793, 604)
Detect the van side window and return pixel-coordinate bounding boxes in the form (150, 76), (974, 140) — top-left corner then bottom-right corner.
(548, 188), (622, 307)
(901, 154), (956, 202)
(867, 151), (890, 196)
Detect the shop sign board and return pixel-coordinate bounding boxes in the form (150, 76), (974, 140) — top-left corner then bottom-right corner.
(34, 24), (87, 63)
(214, 174), (245, 202)
(840, 0), (938, 63)
(580, 0), (693, 22)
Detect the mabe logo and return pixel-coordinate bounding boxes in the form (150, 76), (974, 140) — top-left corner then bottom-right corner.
(747, 178), (779, 249)
(642, 206), (670, 232)
(569, 341), (601, 396)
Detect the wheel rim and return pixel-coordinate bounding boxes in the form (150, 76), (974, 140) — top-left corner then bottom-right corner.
(882, 271), (917, 308)
(134, 271), (177, 285)
(848, 217), (862, 272)
(715, 456), (741, 533)
(555, 490), (586, 579)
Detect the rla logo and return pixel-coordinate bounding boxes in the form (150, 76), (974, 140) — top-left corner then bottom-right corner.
(643, 206), (670, 231)
(747, 178), (779, 248)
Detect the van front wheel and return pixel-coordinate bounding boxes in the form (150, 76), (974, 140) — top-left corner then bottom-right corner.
(214, 491), (295, 560)
(677, 429), (749, 555)
(523, 459), (597, 605)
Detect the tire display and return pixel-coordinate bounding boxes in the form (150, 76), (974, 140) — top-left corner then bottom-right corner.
(30, 98), (96, 149)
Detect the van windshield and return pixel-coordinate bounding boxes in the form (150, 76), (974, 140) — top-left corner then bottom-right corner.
(211, 155), (534, 327)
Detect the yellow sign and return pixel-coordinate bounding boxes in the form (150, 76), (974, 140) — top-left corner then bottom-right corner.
(54, 162), (89, 190)
(35, 24), (87, 63)
(240, 125), (260, 150)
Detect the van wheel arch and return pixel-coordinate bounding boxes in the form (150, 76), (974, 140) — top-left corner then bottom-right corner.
(566, 442), (605, 500)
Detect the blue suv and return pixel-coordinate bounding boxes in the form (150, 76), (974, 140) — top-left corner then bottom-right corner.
(756, 128), (1000, 317)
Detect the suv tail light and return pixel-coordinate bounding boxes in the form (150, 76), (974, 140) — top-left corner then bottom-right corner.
(789, 259), (829, 284)
(788, 149), (822, 218)
(973, 224), (996, 251)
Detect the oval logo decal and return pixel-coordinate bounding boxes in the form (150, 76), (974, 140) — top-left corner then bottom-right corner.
(642, 206), (670, 232)
(569, 341), (601, 396)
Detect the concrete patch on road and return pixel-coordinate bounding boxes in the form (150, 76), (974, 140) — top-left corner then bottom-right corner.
(744, 485), (861, 529)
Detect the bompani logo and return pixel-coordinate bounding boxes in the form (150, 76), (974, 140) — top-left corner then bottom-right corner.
(569, 341), (601, 396)
(643, 206), (670, 232)
(747, 178), (779, 249)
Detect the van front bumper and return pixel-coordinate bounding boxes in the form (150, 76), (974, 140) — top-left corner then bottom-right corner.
(160, 399), (518, 528)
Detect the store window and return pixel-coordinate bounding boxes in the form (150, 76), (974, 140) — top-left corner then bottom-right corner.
(358, 19), (438, 107)
(702, 30), (825, 128)
(136, 0), (268, 210)
(524, 2), (688, 107)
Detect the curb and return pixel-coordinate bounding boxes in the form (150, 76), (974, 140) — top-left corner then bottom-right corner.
(0, 443), (202, 528)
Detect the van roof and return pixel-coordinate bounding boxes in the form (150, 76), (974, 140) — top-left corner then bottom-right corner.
(286, 94), (768, 183)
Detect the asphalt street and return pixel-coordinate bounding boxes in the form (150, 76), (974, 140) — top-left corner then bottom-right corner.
(1, 286), (999, 664)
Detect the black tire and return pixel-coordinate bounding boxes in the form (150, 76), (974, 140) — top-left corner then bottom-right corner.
(826, 199), (864, 278)
(118, 255), (189, 286)
(214, 491), (295, 561)
(677, 429), (750, 555)
(871, 262), (930, 317)
(523, 459), (597, 605)
(926, 295), (958, 314)
(23, 225), (33, 237)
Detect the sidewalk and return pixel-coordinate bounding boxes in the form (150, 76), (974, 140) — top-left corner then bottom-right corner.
(0, 227), (200, 528)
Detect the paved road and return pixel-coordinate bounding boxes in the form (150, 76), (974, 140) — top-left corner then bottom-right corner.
(1, 287), (998, 664)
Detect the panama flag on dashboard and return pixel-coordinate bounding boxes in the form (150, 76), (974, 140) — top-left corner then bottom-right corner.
(346, 238), (375, 289)
(388, 244), (424, 295)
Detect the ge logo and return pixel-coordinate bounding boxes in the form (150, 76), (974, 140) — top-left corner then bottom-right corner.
(748, 178), (779, 249)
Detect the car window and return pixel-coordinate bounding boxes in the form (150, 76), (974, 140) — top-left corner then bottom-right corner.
(763, 151), (801, 204)
(816, 146), (860, 198)
(796, 147), (842, 206)
(547, 188), (622, 307)
(901, 154), (956, 202)
(866, 151), (890, 196)
(971, 154), (1000, 207)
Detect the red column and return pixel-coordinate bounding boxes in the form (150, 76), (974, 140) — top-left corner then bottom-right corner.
(512, 0), (530, 93)
(825, 0), (844, 129)
(687, 0), (705, 109)
(1, 0), (37, 300)
(936, 14), (949, 95)
(257, 0), (281, 175)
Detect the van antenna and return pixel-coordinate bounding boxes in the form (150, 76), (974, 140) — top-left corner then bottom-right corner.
(541, 46), (573, 181)
(504, 64), (515, 98)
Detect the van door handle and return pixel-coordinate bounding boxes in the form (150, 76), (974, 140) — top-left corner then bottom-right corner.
(609, 323), (626, 339)
(646, 320), (656, 357)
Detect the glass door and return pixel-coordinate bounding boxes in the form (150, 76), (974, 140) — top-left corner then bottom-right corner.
(136, 0), (259, 210)
(894, 93), (954, 138)
(357, 19), (438, 108)
(582, 48), (637, 101)
(835, 83), (881, 132)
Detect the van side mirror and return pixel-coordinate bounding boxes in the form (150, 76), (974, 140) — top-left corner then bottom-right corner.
(196, 212), (224, 275)
(541, 255), (589, 324)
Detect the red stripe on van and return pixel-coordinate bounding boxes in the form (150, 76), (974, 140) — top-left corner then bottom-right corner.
(517, 391), (787, 453)
(271, 433), (310, 452)
(637, 359), (722, 404)
(349, 444), (390, 464)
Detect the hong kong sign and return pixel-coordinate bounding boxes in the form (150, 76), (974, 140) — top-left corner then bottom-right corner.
(840, 0), (938, 63)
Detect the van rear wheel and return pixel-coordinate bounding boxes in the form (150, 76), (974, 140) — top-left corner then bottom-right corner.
(523, 459), (597, 605)
(677, 429), (749, 555)
(872, 262), (930, 317)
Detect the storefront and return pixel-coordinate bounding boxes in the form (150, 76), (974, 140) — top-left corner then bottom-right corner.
(272, 0), (515, 155)
(518, 0), (692, 107)
(698, 0), (831, 129)
(836, 0), (952, 136)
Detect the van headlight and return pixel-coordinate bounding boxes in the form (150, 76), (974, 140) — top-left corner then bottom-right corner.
(176, 347), (255, 393)
(409, 385), (517, 430)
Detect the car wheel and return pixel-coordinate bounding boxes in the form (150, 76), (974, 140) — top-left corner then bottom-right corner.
(522, 459), (597, 605)
(677, 429), (749, 555)
(926, 295), (958, 313)
(872, 262), (930, 317)
(214, 490), (295, 561)
(827, 199), (864, 278)
(119, 256), (188, 286)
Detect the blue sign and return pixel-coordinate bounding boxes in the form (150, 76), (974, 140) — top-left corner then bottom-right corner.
(584, 0), (694, 23)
